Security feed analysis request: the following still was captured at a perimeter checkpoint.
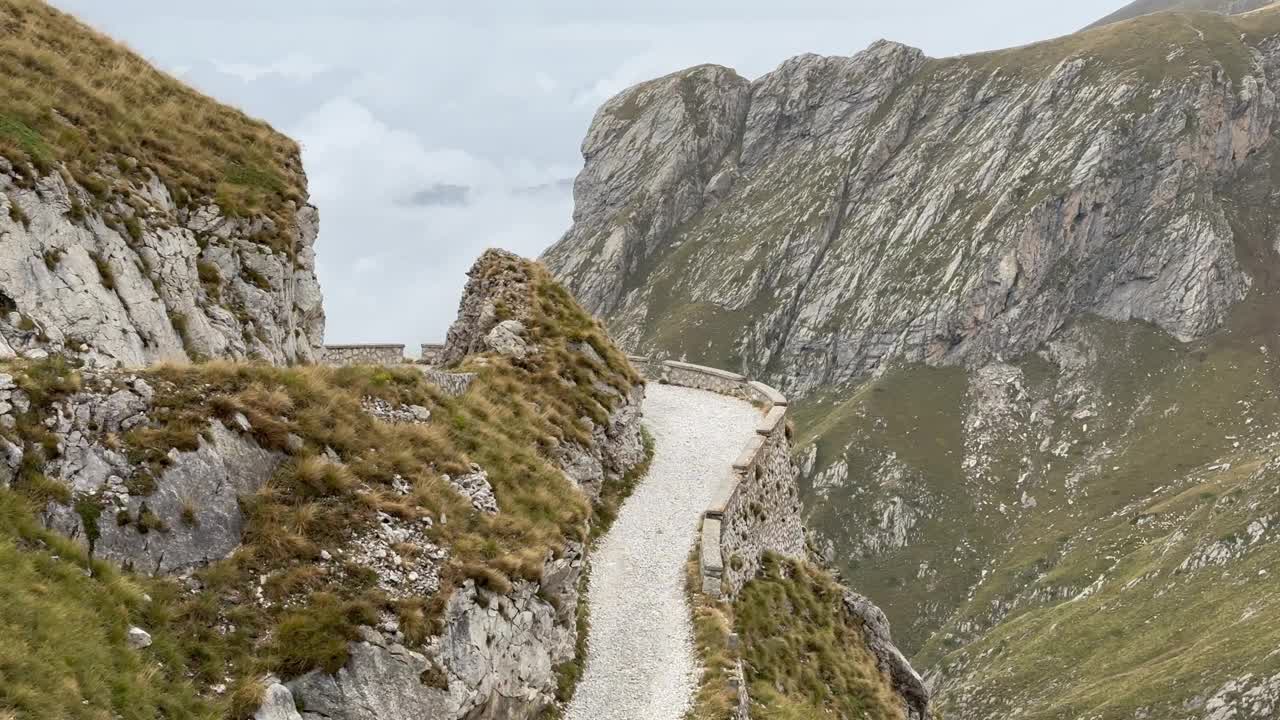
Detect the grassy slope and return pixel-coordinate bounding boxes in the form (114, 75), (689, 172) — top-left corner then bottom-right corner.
(684, 550), (907, 720)
(0, 0), (305, 249)
(799, 285), (1280, 718)
(736, 556), (906, 720)
(0, 260), (644, 719)
(1087, 0), (1278, 29)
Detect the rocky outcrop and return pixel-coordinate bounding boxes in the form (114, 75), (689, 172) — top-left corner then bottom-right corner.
(444, 249), (647, 502)
(442, 250), (536, 365)
(0, 159), (324, 367)
(543, 65), (752, 319)
(544, 11), (1280, 395)
(15, 372), (285, 574)
(843, 591), (930, 720)
(287, 545), (583, 720)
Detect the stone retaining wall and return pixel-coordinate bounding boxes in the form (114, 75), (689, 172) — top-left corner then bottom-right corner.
(630, 357), (805, 599)
(323, 344), (407, 366)
(421, 343), (446, 366)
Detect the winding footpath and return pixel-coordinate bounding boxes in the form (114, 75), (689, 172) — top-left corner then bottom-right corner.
(566, 384), (761, 720)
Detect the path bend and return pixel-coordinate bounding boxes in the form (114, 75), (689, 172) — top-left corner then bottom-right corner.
(566, 383), (761, 720)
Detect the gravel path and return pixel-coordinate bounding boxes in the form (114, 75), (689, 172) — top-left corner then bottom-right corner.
(566, 384), (761, 720)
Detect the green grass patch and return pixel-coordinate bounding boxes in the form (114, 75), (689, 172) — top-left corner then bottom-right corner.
(0, 0), (306, 249)
(736, 555), (904, 720)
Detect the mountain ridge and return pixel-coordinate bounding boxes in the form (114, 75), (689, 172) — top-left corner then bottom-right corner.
(1088, 0), (1279, 29)
(544, 6), (1280, 718)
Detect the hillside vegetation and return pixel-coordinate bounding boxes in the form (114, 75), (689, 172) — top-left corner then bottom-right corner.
(0, 257), (643, 719)
(544, 1), (1280, 717)
(1087, 0), (1277, 29)
(0, 0), (305, 247)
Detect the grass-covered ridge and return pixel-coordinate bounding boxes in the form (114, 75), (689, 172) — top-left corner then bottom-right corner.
(0, 0), (306, 246)
(736, 555), (905, 720)
(684, 547), (907, 720)
(0, 257), (645, 718)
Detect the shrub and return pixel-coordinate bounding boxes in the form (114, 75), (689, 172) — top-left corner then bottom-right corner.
(91, 252), (117, 291)
(270, 593), (377, 677)
(41, 247), (62, 271)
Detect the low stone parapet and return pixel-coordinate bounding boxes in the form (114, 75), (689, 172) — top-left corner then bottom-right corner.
(421, 343), (446, 366)
(322, 344), (407, 366)
(630, 357), (805, 599)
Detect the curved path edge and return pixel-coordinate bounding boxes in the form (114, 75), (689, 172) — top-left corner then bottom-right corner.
(628, 356), (803, 600)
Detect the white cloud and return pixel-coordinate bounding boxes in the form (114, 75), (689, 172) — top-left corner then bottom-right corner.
(533, 71), (558, 94)
(215, 52), (330, 83)
(292, 97), (574, 344)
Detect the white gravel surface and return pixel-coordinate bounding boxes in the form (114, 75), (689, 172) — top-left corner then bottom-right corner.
(566, 383), (761, 720)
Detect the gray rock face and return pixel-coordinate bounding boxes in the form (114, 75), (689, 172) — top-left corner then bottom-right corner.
(544, 65), (751, 319)
(555, 383), (646, 502)
(543, 25), (1276, 395)
(254, 682), (303, 720)
(25, 374), (283, 574)
(287, 546), (583, 720)
(843, 592), (930, 720)
(443, 249), (534, 365)
(91, 422), (283, 574)
(0, 165), (323, 367)
(485, 320), (531, 359)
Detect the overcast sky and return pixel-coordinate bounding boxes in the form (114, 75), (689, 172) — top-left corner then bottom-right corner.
(52, 1), (1122, 346)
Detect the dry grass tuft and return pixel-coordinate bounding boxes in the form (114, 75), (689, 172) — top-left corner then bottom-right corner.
(0, 253), (647, 717)
(0, 0), (306, 252)
(735, 555), (905, 720)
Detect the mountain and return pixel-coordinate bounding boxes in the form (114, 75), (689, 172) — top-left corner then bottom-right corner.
(1088, 0), (1278, 28)
(544, 6), (1280, 719)
(1, 248), (652, 720)
(0, 4), (927, 720)
(0, 0), (323, 367)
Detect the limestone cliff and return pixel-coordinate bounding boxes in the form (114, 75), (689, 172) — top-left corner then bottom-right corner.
(545, 6), (1280, 720)
(545, 10), (1280, 395)
(0, 0), (324, 367)
(0, 251), (646, 720)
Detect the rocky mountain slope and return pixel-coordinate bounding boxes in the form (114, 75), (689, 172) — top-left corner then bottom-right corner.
(544, 5), (1280, 719)
(0, 0), (323, 367)
(1088, 0), (1278, 28)
(0, 249), (648, 720)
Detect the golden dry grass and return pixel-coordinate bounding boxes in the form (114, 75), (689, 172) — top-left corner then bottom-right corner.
(0, 0), (306, 250)
(0, 253), (646, 717)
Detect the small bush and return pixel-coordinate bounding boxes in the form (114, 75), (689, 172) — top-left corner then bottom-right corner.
(180, 499), (199, 527)
(7, 198), (30, 228)
(197, 260), (222, 301)
(270, 593), (377, 677)
(123, 215), (143, 243)
(42, 247), (63, 271)
(136, 504), (168, 534)
(67, 197), (85, 222)
(242, 264), (272, 292)
(282, 456), (356, 499)
(91, 252), (117, 291)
